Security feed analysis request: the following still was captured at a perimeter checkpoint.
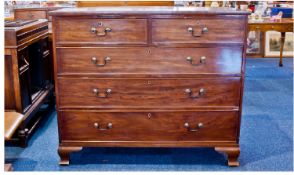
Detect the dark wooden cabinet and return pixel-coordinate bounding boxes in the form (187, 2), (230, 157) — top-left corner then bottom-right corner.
(14, 7), (66, 88)
(50, 7), (249, 166)
(14, 7), (64, 34)
(5, 19), (54, 147)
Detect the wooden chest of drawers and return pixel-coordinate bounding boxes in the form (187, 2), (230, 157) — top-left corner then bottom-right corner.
(50, 7), (249, 166)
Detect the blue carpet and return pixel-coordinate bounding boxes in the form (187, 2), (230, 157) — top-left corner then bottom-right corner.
(5, 58), (293, 171)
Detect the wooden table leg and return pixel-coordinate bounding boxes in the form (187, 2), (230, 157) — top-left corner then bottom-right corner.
(279, 32), (286, 67)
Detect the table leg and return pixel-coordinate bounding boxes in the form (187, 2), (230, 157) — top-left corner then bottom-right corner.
(279, 32), (286, 67)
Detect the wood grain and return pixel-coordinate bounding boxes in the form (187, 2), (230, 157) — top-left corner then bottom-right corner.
(5, 55), (16, 110)
(60, 111), (238, 141)
(51, 7), (249, 166)
(49, 7), (250, 16)
(57, 47), (243, 76)
(215, 146), (240, 166)
(152, 17), (245, 44)
(57, 78), (241, 108)
(55, 18), (148, 45)
(14, 10), (47, 20)
(5, 112), (24, 140)
(76, 1), (174, 7)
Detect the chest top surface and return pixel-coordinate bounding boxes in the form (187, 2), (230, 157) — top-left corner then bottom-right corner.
(49, 6), (250, 16)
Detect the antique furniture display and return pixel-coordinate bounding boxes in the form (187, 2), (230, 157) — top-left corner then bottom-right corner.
(248, 18), (294, 66)
(50, 7), (249, 166)
(5, 19), (54, 147)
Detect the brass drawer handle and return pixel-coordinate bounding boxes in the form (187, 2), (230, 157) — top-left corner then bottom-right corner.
(187, 26), (208, 37)
(93, 88), (112, 98)
(186, 56), (206, 65)
(91, 27), (112, 36)
(94, 122), (112, 131)
(185, 88), (206, 99)
(91, 57), (111, 67)
(184, 122), (204, 132)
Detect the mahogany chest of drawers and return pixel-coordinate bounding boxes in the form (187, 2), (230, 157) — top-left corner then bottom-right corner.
(50, 7), (249, 166)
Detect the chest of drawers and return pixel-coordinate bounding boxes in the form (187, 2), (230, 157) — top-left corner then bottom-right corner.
(50, 7), (249, 166)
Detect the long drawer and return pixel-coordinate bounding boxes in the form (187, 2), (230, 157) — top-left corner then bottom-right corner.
(55, 18), (148, 45)
(152, 17), (245, 44)
(57, 47), (242, 76)
(58, 78), (241, 108)
(60, 110), (238, 141)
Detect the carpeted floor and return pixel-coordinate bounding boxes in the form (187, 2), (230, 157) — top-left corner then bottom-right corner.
(5, 58), (293, 171)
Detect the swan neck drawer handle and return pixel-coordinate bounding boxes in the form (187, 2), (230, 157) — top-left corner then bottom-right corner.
(184, 122), (204, 132)
(187, 26), (208, 37)
(186, 56), (206, 65)
(93, 88), (112, 98)
(94, 122), (112, 130)
(91, 57), (111, 67)
(91, 26), (112, 36)
(185, 88), (206, 99)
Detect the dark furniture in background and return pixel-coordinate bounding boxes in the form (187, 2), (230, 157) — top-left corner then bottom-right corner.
(5, 19), (54, 147)
(13, 7), (66, 87)
(51, 7), (249, 167)
(248, 18), (294, 66)
(14, 7), (64, 34)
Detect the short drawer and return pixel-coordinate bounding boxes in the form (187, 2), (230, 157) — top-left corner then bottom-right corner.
(55, 18), (148, 45)
(58, 78), (241, 108)
(14, 10), (47, 20)
(152, 17), (245, 44)
(60, 110), (238, 141)
(249, 24), (293, 32)
(57, 47), (242, 76)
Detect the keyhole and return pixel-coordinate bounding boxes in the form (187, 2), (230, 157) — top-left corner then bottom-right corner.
(147, 49), (151, 54)
(148, 113), (152, 119)
(147, 81), (152, 85)
(98, 22), (103, 26)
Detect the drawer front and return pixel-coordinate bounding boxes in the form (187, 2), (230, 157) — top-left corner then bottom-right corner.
(55, 18), (148, 44)
(249, 24), (293, 32)
(57, 47), (242, 75)
(152, 17), (245, 44)
(58, 78), (240, 108)
(60, 111), (238, 141)
(15, 10), (47, 20)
